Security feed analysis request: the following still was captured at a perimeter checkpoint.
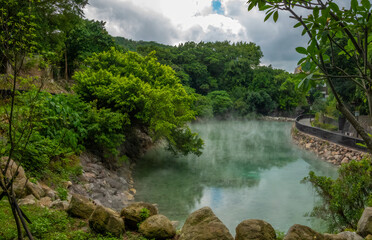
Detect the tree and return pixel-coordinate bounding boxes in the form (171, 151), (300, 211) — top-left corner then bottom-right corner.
(302, 158), (372, 231)
(73, 48), (203, 156)
(207, 90), (233, 116)
(66, 19), (116, 73)
(32, 0), (88, 79)
(247, 0), (372, 152)
(0, 0), (37, 238)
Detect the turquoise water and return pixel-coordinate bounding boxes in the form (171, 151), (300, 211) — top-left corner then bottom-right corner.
(133, 120), (337, 234)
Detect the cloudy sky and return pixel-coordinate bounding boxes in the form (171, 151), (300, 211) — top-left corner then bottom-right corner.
(84, 0), (310, 72)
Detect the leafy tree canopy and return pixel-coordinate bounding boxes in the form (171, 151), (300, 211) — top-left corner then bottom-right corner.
(73, 48), (203, 156)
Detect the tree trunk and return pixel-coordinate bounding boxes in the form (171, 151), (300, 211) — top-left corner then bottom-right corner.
(64, 46), (68, 81)
(328, 78), (372, 152)
(366, 88), (372, 120)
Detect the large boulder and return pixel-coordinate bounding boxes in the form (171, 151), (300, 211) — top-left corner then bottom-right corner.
(26, 182), (45, 200)
(0, 159), (27, 198)
(235, 219), (276, 240)
(18, 195), (37, 206)
(179, 207), (233, 240)
(139, 214), (176, 240)
(120, 202), (158, 229)
(89, 205), (125, 237)
(357, 207), (372, 237)
(284, 224), (325, 240)
(67, 194), (96, 219)
(324, 231), (364, 240)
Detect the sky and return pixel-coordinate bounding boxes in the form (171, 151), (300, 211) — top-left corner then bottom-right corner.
(84, 0), (310, 73)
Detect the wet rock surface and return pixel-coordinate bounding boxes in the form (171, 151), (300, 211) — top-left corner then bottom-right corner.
(69, 152), (135, 211)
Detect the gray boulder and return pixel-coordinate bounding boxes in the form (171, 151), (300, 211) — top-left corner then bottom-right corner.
(284, 224), (325, 240)
(89, 205), (125, 237)
(1, 159), (27, 198)
(324, 231), (363, 240)
(67, 194), (96, 219)
(26, 182), (45, 200)
(50, 199), (69, 211)
(18, 195), (37, 206)
(139, 214), (176, 240)
(120, 202), (158, 230)
(179, 206), (233, 240)
(357, 207), (372, 237)
(235, 219), (276, 240)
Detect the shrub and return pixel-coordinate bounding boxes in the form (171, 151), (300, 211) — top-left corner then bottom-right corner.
(303, 157), (372, 232)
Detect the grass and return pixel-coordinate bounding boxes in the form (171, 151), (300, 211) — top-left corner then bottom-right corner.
(0, 199), (119, 240)
(0, 198), (160, 240)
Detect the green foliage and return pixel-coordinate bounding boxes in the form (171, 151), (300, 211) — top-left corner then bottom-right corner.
(56, 187), (68, 201)
(303, 158), (372, 231)
(275, 230), (285, 240)
(207, 90), (233, 116)
(66, 19), (116, 73)
(247, 0), (372, 149)
(74, 48), (203, 156)
(139, 208), (150, 221)
(0, 90), (127, 180)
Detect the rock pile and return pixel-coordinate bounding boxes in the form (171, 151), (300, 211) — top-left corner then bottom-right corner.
(292, 126), (368, 166)
(69, 152), (135, 211)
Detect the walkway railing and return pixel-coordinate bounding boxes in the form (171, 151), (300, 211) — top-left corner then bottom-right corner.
(295, 114), (367, 152)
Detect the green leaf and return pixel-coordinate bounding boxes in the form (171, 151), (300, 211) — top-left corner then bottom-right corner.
(329, 2), (339, 12)
(273, 11), (279, 22)
(313, 7), (319, 19)
(293, 22), (302, 28)
(264, 11), (274, 22)
(351, 0), (358, 11)
(248, 2), (256, 11)
(361, 0), (371, 9)
(296, 47), (308, 55)
(302, 61), (312, 72)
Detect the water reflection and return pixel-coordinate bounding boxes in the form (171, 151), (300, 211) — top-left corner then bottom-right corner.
(133, 120), (337, 234)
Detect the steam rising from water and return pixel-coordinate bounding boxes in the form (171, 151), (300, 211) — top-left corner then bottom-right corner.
(133, 120), (337, 234)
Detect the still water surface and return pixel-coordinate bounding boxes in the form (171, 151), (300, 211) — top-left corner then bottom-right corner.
(133, 120), (337, 234)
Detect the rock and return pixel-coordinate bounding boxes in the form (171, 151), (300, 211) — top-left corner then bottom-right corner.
(67, 194), (96, 219)
(39, 183), (57, 200)
(179, 207), (233, 240)
(341, 157), (349, 164)
(337, 231), (363, 240)
(366, 234), (372, 240)
(26, 182), (45, 200)
(50, 199), (69, 211)
(0, 159), (27, 198)
(357, 207), (372, 237)
(124, 191), (135, 201)
(129, 188), (136, 195)
(89, 205), (124, 237)
(18, 195), (37, 206)
(171, 221), (180, 229)
(235, 219), (276, 240)
(63, 181), (73, 189)
(139, 214), (176, 240)
(306, 143), (312, 149)
(39, 197), (52, 208)
(120, 202), (158, 230)
(284, 224), (324, 240)
(323, 233), (346, 240)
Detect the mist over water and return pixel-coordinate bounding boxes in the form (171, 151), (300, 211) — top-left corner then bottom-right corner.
(133, 120), (337, 234)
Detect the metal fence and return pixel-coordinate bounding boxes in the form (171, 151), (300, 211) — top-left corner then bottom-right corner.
(295, 114), (367, 152)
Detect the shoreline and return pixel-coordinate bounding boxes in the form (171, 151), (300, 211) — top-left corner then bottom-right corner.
(291, 124), (369, 166)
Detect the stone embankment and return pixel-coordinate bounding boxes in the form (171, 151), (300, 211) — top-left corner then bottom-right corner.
(261, 116), (296, 122)
(291, 125), (369, 166)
